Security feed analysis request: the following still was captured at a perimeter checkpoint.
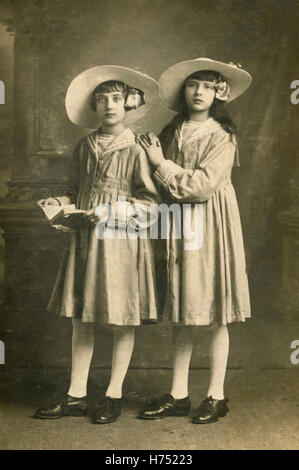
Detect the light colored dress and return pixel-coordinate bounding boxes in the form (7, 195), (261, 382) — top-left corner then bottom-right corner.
(48, 128), (160, 325)
(154, 116), (251, 325)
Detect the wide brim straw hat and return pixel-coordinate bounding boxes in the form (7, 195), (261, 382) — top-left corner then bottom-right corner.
(159, 57), (252, 111)
(65, 65), (158, 128)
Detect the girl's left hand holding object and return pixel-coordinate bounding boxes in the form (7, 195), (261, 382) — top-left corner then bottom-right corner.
(137, 132), (165, 168)
(85, 202), (134, 226)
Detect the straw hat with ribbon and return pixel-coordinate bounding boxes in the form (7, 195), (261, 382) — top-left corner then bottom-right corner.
(65, 65), (158, 129)
(159, 58), (252, 112)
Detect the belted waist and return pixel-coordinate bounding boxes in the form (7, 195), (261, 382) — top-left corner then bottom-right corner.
(91, 177), (134, 194)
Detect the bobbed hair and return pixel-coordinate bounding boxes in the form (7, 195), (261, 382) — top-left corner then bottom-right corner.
(90, 80), (144, 112)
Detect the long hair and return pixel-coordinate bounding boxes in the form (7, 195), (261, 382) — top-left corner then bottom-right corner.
(180, 70), (237, 135)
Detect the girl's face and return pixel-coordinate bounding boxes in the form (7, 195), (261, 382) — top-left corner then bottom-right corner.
(96, 91), (126, 126)
(184, 78), (216, 114)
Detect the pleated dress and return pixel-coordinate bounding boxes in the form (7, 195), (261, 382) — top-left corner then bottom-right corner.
(47, 128), (160, 325)
(154, 116), (251, 325)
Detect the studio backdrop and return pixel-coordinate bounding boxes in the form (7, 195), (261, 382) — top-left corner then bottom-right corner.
(0, 0), (298, 374)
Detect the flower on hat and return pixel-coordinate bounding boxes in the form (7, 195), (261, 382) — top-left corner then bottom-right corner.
(125, 88), (145, 110)
(215, 80), (230, 101)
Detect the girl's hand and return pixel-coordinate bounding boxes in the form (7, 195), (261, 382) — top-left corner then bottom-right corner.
(137, 132), (165, 168)
(52, 224), (75, 233)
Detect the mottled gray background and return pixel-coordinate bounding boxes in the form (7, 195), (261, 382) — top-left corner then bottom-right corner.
(0, 0), (298, 378)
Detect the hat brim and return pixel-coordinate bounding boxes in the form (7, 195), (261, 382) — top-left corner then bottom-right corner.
(159, 58), (252, 111)
(65, 65), (158, 128)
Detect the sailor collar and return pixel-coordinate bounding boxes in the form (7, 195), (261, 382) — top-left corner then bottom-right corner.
(87, 127), (136, 158)
(175, 117), (223, 150)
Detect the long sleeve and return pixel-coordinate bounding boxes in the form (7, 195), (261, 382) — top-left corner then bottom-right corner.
(132, 145), (161, 205)
(127, 145), (161, 230)
(154, 131), (237, 203)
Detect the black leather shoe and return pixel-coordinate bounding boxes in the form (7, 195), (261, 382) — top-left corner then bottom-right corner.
(192, 396), (229, 424)
(93, 396), (122, 424)
(138, 394), (190, 420)
(34, 395), (88, 419)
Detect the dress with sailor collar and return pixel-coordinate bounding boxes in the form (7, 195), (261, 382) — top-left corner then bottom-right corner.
(48, 128), (160, 326)
(154, 116), (251, 325)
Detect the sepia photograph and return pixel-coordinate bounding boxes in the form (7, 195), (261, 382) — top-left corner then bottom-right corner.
(0, 0), (298, 453)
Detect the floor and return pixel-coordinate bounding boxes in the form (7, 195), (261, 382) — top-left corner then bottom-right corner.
(0, 368), (299, 450)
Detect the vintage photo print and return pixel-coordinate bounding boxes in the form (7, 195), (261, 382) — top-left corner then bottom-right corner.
(0, 0), (298, 452)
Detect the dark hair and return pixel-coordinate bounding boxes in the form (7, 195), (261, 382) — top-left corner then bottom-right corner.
(180, 70), (237, 135)
(90, 80), (127, 111)
(209, 99), (237, 135)
(187, 70), (222, 83)
(90, 80), (145, 112)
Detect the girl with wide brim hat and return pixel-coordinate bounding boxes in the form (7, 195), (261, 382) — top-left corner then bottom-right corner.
(35, 65), (161, 424)
(137, 58), (252, 424)
(159, 57), (252, 111)
(65, 65), (159, 128)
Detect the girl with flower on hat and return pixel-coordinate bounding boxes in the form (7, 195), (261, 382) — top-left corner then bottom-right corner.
(137, 58), (252, 424)
(34, 66), (160, 424)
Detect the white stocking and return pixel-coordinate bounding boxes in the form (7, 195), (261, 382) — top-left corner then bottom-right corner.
(170, 326), (193, 399)
(68, 318), (94, 398)
(105, 327), (135, 399)
(207, 325), (229, 400)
